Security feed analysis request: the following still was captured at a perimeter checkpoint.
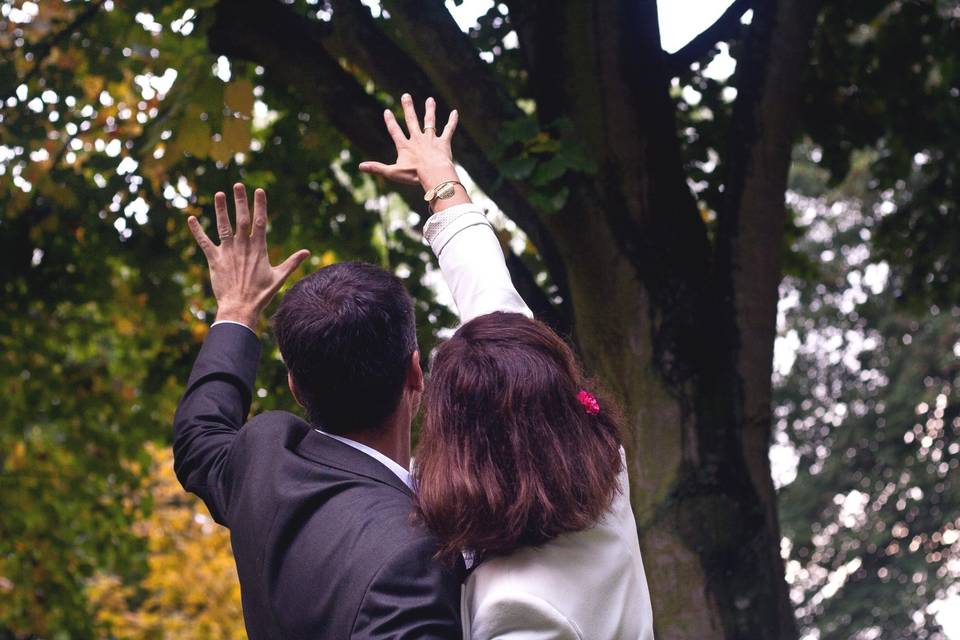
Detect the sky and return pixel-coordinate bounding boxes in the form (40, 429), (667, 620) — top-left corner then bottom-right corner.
(447, 0), (737, 53)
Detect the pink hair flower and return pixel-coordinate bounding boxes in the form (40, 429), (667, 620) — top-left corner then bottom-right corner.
(577, 389), (600, 415)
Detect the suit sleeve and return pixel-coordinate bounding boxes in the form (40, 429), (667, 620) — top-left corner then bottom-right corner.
(172, 322), (261, 525)
(424, 204), (533, 323)
(351, 536), (464, 640)
(470, 593), (581, 640)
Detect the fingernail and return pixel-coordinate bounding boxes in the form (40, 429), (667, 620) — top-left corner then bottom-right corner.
(402, 93), (410, 100)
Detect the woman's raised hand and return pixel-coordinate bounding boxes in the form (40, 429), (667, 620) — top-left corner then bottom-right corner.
(359, 94), (459, 193)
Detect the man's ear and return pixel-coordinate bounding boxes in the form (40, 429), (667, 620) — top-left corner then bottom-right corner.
(287, 371), (305, 407)
(407, 351), (424, 393)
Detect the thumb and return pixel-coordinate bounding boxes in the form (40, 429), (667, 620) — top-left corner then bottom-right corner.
(358, 161), (392, 177)
(275, 249), (311, 282)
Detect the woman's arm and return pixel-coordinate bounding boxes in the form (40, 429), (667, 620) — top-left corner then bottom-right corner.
(360, 94), (531, 322)
(470, 593), (581, 640)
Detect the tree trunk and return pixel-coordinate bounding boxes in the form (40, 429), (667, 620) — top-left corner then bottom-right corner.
(206, 0), (822, 637)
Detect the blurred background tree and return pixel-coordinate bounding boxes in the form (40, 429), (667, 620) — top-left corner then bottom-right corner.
(86, 444), (245, 639)
(0, 0), (957, 638)
(776, 149), (959, 639)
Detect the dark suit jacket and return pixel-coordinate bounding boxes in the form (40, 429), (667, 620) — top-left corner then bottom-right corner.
(173, 323), (463, 639)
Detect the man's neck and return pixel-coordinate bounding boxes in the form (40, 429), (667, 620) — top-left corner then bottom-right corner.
(340, 417), (411, 471)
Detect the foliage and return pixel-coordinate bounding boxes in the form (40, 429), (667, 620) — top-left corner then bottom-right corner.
(776, 151), (959, 639)
(87, 444), (245, 639)
(800, 0), (960, 308)
(0, 0), (452, 635)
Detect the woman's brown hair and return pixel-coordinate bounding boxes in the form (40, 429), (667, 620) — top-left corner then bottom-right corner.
(414, 312), (624, 564)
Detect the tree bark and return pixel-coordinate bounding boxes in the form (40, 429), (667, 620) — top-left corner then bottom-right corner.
(205, 1), (822, 637)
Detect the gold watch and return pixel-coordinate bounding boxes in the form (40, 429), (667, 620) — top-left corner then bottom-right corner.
(423, 180), (462, 204)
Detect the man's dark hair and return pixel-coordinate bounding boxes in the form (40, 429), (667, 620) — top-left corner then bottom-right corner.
(273, 261), (418, 435)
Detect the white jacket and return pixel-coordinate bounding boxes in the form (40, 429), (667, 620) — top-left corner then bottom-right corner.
(425, 204), (655, 640)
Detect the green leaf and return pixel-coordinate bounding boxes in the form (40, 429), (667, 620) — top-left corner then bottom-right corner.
(529, 186), (569, 212)
(557, 145), (597, 174)
(530, 154), (568, 187)
(500, 156), (538, 180)
(499, 117), (539, 146)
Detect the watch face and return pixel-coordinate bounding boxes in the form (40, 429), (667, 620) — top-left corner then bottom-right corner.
(437, 182), (456, 199)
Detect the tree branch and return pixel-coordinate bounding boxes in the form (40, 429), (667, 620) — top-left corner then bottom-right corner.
(207, 0), (572, 317)
(324, 1), (582, 318)
(325, 0), (435, 100)
(665, 0), (754, 76)
(377, 0), (522, 154)
(322, 2), (557, 255)
(712, 0), (822, 633)
(18, 0), (106, 85)
(503, 248), (572, 337)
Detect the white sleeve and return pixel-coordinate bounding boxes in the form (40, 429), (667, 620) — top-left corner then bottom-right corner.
(210, 319), (257, 335)
(470, 593), (581, 640)
(423, 203), (533, 324)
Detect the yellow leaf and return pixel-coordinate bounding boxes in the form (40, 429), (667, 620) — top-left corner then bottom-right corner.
(191, 322), (209, 343)
(222, 117), (251, 154)
(209, 136), (233, 165)
(81, 75), (104, 100)
(6, 441), (27, 471)
(320, 250), (337, 266)
(224, 80), (254, 116)
(176, 118), (211, 159)
(115, 316), (135, 336)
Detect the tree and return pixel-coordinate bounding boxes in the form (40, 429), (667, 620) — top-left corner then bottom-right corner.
(2, 0), (957, 638)
(198, 1), (820, 637)
(775, 150), (960, 639)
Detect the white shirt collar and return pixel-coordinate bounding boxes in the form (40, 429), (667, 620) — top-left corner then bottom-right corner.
(315, 429), (413, 490)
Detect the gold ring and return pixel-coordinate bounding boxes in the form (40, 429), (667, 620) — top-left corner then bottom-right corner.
(423, 125), (436, 132)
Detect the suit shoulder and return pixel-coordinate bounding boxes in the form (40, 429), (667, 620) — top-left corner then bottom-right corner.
(237, 410), (310, 442)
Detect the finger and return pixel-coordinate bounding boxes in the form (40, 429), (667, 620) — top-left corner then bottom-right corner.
(358, 161), (393, 177)
(214, 191), (232, 242)
(187, 216), (216, 259)
(440, 109), (459, 141)
(233, 183), (251, 240)
(400, 93), (421, 136)
(275, 249), (311, 284)
(383, 109), (407, 145)
(252, 188), (268, 243)
(423, 96), (436, 134)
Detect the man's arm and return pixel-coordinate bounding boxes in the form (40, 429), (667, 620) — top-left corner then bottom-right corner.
(352, 536), (464, 640)
(173, 184), (309, 525)
(360, 94), (531, 322)
(173, 322), (260, 524)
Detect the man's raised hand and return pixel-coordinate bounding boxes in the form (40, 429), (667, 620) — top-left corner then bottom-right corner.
(187, 184), (310, 331)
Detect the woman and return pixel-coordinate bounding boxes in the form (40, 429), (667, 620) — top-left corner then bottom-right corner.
(361, 94), (654, 639)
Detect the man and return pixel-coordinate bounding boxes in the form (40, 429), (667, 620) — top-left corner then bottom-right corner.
(174, 94), (526, 638)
